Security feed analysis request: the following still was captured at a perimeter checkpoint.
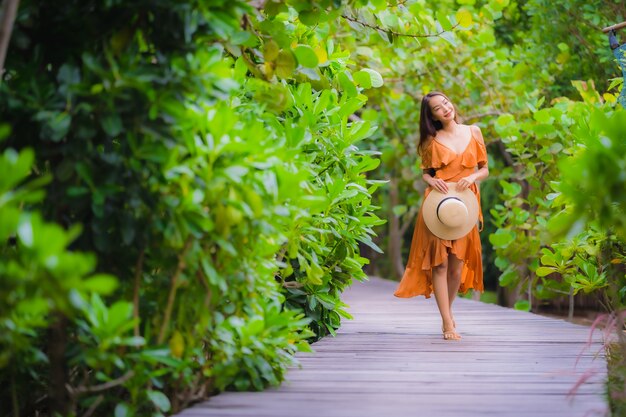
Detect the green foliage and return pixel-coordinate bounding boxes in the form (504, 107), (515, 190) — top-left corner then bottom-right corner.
(488, 79), (626, 310)
(0, 146), (126, 413)
(1, 0), (384, 415)
(553, 106), (626, 241)
(495, 0), (620, 99)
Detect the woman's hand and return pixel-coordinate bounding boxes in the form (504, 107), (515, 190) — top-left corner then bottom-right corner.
(429, 177), (449, 194)
(456, 175), (476, 191)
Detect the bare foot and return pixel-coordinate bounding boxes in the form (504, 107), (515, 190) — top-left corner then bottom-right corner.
(442, 320), (461, 341)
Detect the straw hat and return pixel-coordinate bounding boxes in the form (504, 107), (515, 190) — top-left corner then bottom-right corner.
(422, 183), (479, 240)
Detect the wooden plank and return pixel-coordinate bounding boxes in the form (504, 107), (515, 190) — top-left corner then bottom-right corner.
(175, 277), (608, 417)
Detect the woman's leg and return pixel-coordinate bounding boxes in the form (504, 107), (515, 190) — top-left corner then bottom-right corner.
(432, 256), (459, 340)
(446, 254), (464, 337)
(447, 254), (463, 308)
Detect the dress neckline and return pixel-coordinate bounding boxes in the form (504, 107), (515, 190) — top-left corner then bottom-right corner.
(433, 131), (475, 156)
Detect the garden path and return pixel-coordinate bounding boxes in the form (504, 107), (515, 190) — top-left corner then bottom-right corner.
(177, 277), (608, 417)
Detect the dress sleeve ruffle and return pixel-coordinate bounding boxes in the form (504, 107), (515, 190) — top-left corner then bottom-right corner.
(421, 141), (455, 169)
(476, 137), (488, 167)
(461, 138), (488, 168)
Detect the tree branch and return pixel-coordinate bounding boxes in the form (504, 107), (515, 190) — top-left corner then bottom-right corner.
(67, 371), (135, 396)
(133, 248), (145, 338)
(341, 14), (459, 39)
(82, 395), (104, 417)
(158, 237), (193, 344)
(495, 139), (515, 167)
(463, 111), (504, 122)
(399, 205), (419, 237)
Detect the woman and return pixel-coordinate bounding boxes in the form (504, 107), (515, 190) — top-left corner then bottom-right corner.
(394, 91), (489, 341)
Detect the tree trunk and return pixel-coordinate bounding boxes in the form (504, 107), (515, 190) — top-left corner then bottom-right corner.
(0, 0), (20, 78)
(387, 176), (404, 279)
(48, 312), (69, 416)
(497, 281), (521, 307)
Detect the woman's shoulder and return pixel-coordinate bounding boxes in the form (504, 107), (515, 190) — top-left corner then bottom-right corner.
(464, 124), (485, 145)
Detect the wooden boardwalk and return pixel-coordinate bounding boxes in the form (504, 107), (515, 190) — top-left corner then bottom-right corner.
(177, 277), (608, 417)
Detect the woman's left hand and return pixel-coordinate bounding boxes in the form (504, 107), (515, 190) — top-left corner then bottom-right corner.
(456, 175), (475, 191)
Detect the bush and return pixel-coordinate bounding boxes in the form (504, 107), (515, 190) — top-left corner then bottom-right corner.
(1, 1), (383, 415)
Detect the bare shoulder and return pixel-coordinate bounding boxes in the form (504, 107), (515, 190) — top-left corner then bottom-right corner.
(468, 124), (486, 145)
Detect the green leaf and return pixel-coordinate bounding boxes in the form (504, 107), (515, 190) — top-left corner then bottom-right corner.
(275, 50), (296, 79)
(540, 251), (557, 266)
(0, 123), (11, 141)
(17, 215), (34, 247)
(299, 10), (320, 26)
(535, 267), (555, 277)
(489, 229), (516, 249)
(263, 40), (279, 61)
(533, 108), (553, 124)
(498, 267), (518, 286)
(392, 205), (407, 216)
(354, 68), (383, 88)
(476, 29), (495, 46)
(514, 300), (530, 311)
(294, 45), (319, 68)
(353, 70), (372, 89)
(264, 1), (288, 17)
(306, 263), (324, 285)
(436, 11), (452, 31)
(101, 113), (123, 137)
(82, 274), (119, 294)
(359, 236), (383, 253)
(114, 403), (131, 417)
(338, 96), (367, 118)
(499, 180), (522, 197)
(147, 390), (171, 412)
(370, 0), (386, 11)
(338, 71), (358, 97)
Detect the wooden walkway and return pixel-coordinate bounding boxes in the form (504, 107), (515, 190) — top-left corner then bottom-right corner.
(177, 277), (608, 417)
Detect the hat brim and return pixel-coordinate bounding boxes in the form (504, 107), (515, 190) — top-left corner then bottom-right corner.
(422, 183), (479, 240)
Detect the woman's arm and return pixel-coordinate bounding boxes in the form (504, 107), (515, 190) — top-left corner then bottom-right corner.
(456, 165), (489, 191)
(423, 170), (449, 194)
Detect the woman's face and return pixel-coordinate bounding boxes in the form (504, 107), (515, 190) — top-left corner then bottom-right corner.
(429, 95), (454, 122)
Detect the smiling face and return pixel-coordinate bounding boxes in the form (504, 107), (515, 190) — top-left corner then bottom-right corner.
(428, 94), (455, 123)
(419, 91), (460, 152)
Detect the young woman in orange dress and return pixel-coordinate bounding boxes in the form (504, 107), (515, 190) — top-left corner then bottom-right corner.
(394, 91), (489, 341)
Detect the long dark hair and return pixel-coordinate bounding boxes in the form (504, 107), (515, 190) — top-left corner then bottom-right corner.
(418, 91), (459, 155)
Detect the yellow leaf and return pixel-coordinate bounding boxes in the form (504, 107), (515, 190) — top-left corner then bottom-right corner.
(264, 61), (274, 79)
(556, 52), (569, 64)
(169, 331), (185, 358)
(314, 45), (328, 64)
(604, 93), (617, 104)
(263, 40), (279, 61)
(456, 9), (473, 28)
(275, 50), (296, 79)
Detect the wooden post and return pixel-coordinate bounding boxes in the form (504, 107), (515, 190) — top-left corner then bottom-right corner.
(0, 0), (20, 78)
(602, 21), (626, 33)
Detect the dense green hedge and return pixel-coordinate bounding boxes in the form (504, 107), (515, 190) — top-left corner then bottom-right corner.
(0, 1), (384, 415)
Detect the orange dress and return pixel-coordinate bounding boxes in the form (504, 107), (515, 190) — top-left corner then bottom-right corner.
(394, 132), (487, 298)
